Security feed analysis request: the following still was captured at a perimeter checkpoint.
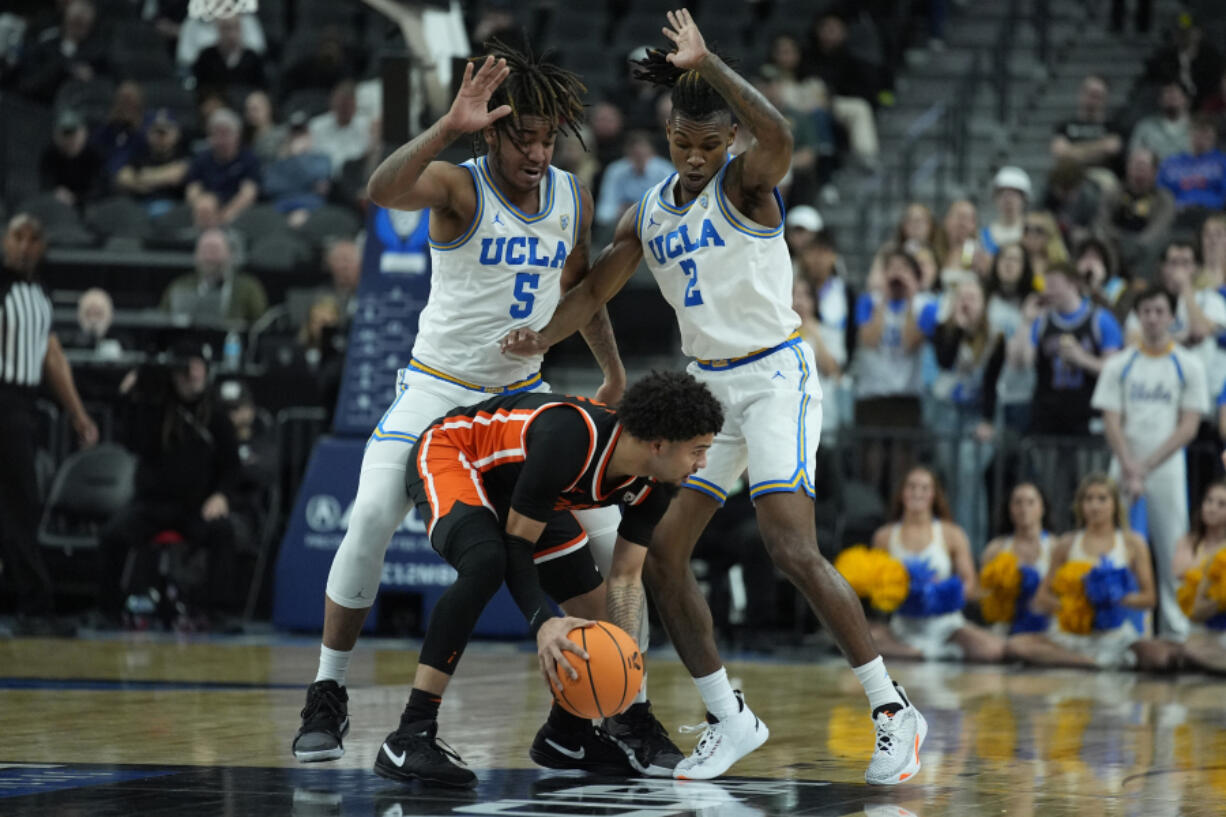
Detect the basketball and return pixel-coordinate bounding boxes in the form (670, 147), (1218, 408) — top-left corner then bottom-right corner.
(552, 622), (644, 719)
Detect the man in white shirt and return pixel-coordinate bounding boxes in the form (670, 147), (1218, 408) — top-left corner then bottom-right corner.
(309, 79), (373, 179)
(1093, 284), (1209, 639)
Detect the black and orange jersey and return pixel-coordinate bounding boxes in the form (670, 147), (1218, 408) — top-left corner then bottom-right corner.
(409, 391), (675, 546)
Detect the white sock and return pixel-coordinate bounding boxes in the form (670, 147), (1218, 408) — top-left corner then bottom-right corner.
(635, 673), (648, 705)
(852, 655), (903, 712)
(693, 667), (738, 720)
(315, 645), (352, 686)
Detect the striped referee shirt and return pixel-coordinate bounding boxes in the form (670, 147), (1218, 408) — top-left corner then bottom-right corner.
(0, 269), (52, 391)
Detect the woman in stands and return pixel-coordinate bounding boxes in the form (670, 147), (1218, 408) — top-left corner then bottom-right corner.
(988, 242), (1040, 432)
(1006, 473), (1169, 669)
(1171, 481), (1226, 673)
(979, 482), (1054, 636)
(866, 202), (939, 292)
(869, 466), (1006, 661)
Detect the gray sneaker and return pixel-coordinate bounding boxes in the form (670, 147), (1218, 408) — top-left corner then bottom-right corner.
(292, 680), (350, 762)
(864, 684), (927, 785)
(604, 701), (683, 777)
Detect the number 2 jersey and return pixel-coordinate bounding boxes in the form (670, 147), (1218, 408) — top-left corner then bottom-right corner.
(634, 160), (800, 360)
(412, 156), (582, 386)
(407, 392), (676, 546)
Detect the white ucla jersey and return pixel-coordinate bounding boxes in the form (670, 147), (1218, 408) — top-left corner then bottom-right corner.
(412, 156), (581, 386)
(635, 161), (800, 360)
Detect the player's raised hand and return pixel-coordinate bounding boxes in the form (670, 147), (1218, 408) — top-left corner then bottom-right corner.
(445, 56), (512, 133)
(662, 8), (709, 70)
(500, 327), (549, 357)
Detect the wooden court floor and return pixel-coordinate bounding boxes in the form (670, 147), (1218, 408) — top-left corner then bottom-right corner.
(1, 634), (1225, 816)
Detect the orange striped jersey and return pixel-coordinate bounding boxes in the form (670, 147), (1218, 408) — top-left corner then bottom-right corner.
(412, 392), (675, 546)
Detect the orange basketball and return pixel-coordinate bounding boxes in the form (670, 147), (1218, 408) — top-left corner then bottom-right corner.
(552, 621), (644, 719)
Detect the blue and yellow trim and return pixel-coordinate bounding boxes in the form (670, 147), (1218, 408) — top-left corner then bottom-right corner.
(748, 469), (815, 499)
(478, 156), (555, 224)
(713, 163), (784, 239)
(655, 173), (698, 215)
(407, 359), (544, 394)
(565, 171), (580, 248)
(683, 475), (728, 505)
(695, 331), (802, 371)
(429, 163), (483, 251)
(746, 342), (816, 499)
(367, 386), (421, 446)
(633, 186), (653, 241)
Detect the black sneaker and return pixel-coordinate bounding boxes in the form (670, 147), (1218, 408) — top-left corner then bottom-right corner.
(292, 680), (350, 762)
(529, 716), (636, 775)
(374, 720), (477, 788)
(604, 700), (683, 777)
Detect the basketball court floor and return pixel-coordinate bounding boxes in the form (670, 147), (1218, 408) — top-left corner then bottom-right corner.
(1, 633), (1223, 816)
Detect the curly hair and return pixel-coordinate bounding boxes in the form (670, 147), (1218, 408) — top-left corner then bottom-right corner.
(618, 371), (724, 442)
(632, 47), (732, 122)
(478, 37), (588, 153)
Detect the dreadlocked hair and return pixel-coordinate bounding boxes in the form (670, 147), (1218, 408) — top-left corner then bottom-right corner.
(632, 47), (732, 122)
(477, 37), (588, 154)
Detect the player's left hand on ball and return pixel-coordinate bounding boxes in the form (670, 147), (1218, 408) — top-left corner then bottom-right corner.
(536, 616), (593, 692)
(500, 328), (548, 357)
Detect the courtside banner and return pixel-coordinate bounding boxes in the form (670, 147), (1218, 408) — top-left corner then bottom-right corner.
(272, 435), (528, 635)
(332, 204), (431, 437)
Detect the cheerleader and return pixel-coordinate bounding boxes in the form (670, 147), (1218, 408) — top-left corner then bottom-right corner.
(1007, 474), (1168, 669)
(1171, 481), (1226, 674)
(979, 482), (1053, 635)
(869, 467), (1006, 661)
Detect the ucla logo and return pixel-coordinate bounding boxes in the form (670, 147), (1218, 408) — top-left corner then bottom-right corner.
(699, 193), (709, 209)
(479, 236), (568, 268)
(646, 218), (725, 265)
(560, 214), (569, 231)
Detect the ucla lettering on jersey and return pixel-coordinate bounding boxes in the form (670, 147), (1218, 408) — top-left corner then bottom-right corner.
(412, 156), (581, 387)
(635, 160), (799, 360)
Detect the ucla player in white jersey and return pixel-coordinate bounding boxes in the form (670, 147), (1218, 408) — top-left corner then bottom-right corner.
(503, 9), (927, 785)
(292, 41), (653, 777)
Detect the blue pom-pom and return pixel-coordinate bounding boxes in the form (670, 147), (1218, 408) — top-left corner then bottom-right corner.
(1206, 612), (1226, 631)
(1084, 562), (1138, 606)
(928, 575), (965, 614)
(1011, 609), (1049, 634)
(1019, 565), (1041, 600)
(898, 560), (963, 616)
(1094, 603), (1128, 631)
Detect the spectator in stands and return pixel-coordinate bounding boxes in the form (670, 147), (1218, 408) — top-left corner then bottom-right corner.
(299, 295), (341, 365)
(192, 13), (267, 99)
(867, 202), (937, 292)
(1200, 213), (1226, 295)
(1095, 284), (1208, 640)
(322, 239), (360, 324)
(145, 0), (188, 53)
(115, 108), (191, 217)
(185, 107), (260, 227)
(588, 100), (625, 178)
(1144, 14), (1221, 110)
(794, 228), (851, 433)
(784, 204), (823, 258)
(552, 126), (599, 193)
(1043, 159), (1102, 248)
(1130, 80), (1192, 164)
(1020, 211), (1068, 283)
(1075, 237), (1130, 320)
(278, 24), (358, 97)
(262, 115), (331, 227)
(1050, 74), (1124, 191)
(99, 343), (241, 625)
(800, 10), (880, 169)
(1020, 262), (1123, 437)
(1006, 473), (1164, 670)
(937, 198), (983, 278)
(14, 0), (111, 104)
(1125, 239), (1226, 400)
(0, 213), (98, 636)
(217, 378), (278, 558)
(91, 80), (147, 184)
(1098, 147), (1175, 277)
(981, 166), (1030, 257)
(1157, 113), (1226, 215)
(243, 90), (286, 164)
(867, 466), (1005, 662)
(594, 131), (672, 232)
(176, 11), (265, 70)
(332, 115), (383, 215)
(161, 228), (268, 326)
(66, 286), (122, 353)
(988, 243), (1039, 431)
(308, 80), (371, 181)
(39, 108), (104, 207)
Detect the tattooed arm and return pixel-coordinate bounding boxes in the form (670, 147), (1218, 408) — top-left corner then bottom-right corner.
(607, 537), (649, 648)
(367, 55), (511, 214)
(560, 183), (627, 404)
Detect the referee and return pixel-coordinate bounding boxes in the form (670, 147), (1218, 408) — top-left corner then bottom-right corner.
(0, 213), (98, 633)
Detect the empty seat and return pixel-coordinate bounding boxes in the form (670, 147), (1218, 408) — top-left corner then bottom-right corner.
(295, 204), (360, 246)
(38, 444), (136, 553)
(85, 196), (152, 241)
(248, 230), (314, 273)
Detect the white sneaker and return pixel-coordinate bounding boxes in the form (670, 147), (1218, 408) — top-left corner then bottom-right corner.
(865, 684), (927, 785)
(673, 690), (769, 780)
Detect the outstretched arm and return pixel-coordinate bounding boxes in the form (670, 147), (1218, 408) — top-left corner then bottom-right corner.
(502, 201), (645, 357)
(663, 9), (792, 193)
(560, 184), (627, 404)
(367, 55), (511, 213)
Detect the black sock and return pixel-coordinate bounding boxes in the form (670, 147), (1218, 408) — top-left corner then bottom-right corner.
(402, 687), (442, 728)
(548, 701), (590, 732)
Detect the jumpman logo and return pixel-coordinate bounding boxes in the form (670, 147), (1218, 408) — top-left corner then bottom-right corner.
(493, 212), (504, 226)
(647, 214), (660, 229)
(772, 371), (785, 380)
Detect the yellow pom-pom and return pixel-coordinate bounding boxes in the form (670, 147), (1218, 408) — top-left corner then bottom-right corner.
(1057, 594), (1095, 634)
(1178, 568), (1204, 618)
(981, 591), (1017, 624)
(981, 550), (1021, 595)
(869, 555), (910, 613)
(834, 545), (877, 598)
(1207, 549), (1226, 609)
(1050, 560), (1093, 597)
